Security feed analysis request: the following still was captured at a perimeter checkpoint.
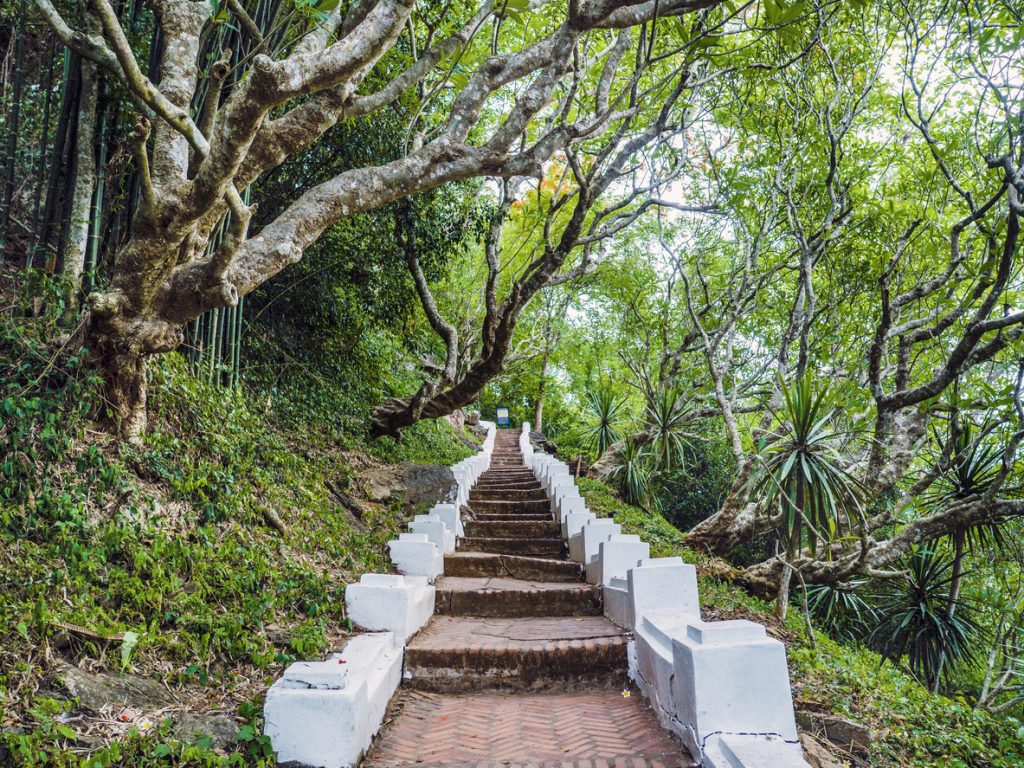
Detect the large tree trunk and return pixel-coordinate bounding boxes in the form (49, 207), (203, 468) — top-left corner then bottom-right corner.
(85, 237), (195, 440)
(64, 56), (99, 291)
(534, 353), (549, 432)
(370, 350), (507, 437)
(534, 382), (545, 433)
(95, 341), (149, 442)
(775, 559), (791, 620)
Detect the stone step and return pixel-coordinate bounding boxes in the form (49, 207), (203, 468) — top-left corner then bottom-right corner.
(477, 474), (536, 480)
(459, 537), (565, 556)
(470, 487), (547, 501)
(464, 520), (562, 539)
(404, 616), (629, 692)
(471, 499), (551, 514)
(472, 486), (542, 496)
(443, 552), (583, 582)
(474, 513), (553, 522)
(433, 577), (602, 617)
(475, 475), (544, 481)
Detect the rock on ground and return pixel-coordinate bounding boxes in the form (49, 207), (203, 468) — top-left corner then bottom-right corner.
(171, 713), (242, 749)
(57, 663), (175, 714)
(360, 462), (457, 507)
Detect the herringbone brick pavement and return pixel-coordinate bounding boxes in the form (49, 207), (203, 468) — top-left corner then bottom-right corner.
(366, 690), (696, 767)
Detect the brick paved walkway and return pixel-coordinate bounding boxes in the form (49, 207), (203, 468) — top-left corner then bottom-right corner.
(366, 690), (694, 767)
(367, 429), (694, 766)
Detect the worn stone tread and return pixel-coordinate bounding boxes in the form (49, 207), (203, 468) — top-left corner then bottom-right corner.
(465, 520), (562, 538)
(444, 552), (582, 581)
(434, 577), (601, 617)
(459, 536), (566, 556)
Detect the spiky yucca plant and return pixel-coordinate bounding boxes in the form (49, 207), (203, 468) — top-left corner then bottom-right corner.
(607, 437), (655, 507)
(582, 388), (626, 458)
(644, 388), (694, 472)
(870, 545), (984, 693)
(746, 376), (864, 617)
(803, 580), (879, 643)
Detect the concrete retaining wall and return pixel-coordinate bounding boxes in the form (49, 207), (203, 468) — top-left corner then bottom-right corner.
(264, 421), (497, 768)
(520, 422), (809, 768)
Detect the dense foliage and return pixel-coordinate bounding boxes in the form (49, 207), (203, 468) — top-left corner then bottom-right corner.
(0, 276), (472, 766)
(1, 0), (1023, 765)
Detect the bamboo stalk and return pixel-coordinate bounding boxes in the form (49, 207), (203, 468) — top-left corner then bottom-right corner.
(0, 0), (28, 262)
(84, 79), (110, 294)
(27, 35), (58, 268)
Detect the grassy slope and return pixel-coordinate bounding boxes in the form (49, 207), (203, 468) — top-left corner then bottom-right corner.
(0, 348), (473, 768)
(576, 477), (1024, 768)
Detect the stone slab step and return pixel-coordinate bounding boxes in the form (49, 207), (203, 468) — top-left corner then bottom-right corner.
(443, 552), (582, 582)
(366, 689), (696, 767)
(474, 513), (553, 522)
(404, 616), (629, 691)
(470, 488), (548, 501)
(471, 499), (551, 514)
(472, 487), (543, 497)
(434, 577), (602, 617)
(459, 537), (565, 556)
(465, 520), (562, 538)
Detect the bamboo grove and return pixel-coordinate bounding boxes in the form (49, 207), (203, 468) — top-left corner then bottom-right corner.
(0, 0), (303, 387)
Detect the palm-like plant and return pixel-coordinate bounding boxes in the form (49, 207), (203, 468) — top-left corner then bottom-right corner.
(803, 580), (879, 643)
(920, 420), (1005, 646)
(644, 388), (694, 472)
(582, 388), (626, 458)
(746, 376), (864, 617)
(869, 545), (985, 693)
(607, 437), (655, 507)
(749, 376), (864, 556)
(926, 420), (1004, 547)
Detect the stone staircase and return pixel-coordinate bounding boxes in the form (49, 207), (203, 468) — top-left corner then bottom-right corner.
(267, 423), (808, 768)
(365, 429), (694, 767)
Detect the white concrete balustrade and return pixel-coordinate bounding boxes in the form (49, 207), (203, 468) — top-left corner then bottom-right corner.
(519, 422), (808, 768)
(431, 502), (464, 538)
(570, 518), (621, 564)
(586, 534), (649, 586)
(669, 619), (803, 765)
(387, 533), (443, 581)
(344, 574), (435, 642)
(628, 557), (699, 629)
(409, 514), (455, 555)
(263, 632), (402, 768)
(561, 509), (596, 540)
(266, 420), (498, 768)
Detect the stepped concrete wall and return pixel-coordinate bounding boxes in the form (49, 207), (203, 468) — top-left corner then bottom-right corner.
(519, 423), (809, 768)
(265, 421), (496, 768)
